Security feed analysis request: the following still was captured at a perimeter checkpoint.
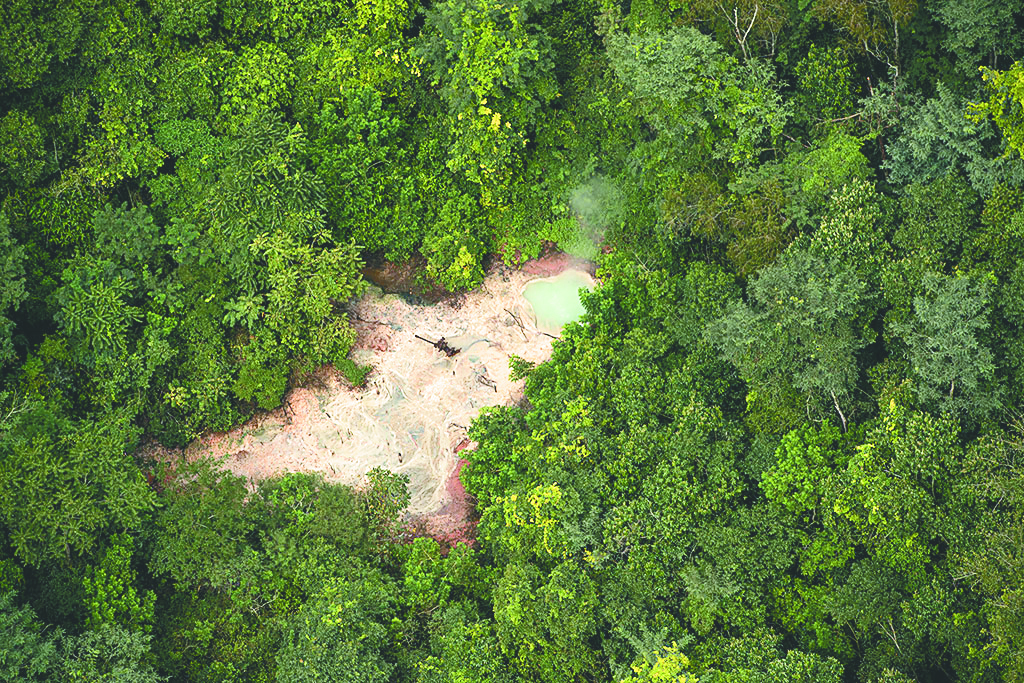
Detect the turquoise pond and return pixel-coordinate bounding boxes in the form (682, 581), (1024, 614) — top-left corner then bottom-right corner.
(521, 269), (595, 336)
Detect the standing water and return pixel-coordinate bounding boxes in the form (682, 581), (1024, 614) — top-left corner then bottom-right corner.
(521, 269), (595, 336)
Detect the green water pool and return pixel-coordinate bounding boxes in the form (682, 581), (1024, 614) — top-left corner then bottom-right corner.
(522, 269), (595, 336)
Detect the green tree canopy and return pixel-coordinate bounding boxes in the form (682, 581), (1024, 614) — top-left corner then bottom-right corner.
(706, 249), (874, 431)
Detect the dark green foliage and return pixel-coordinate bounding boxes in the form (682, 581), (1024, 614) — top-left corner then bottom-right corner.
(0, 111), (47, 188)
(880, 173), (981, 327)
(0, 0), (95, 90)
(811, 0), (917, 79)
(730, 130), (872, 235)
(147, 461), (254, 590)
(308, 88), (411, 258)
(0, 211), (26, 371)
(57, 625), (163, 682)
(935, 0), (1024, 74)
(956, 430), (1024, 682)
(416, 603), (510, 683)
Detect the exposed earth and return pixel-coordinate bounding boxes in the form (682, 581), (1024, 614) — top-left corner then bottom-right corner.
(158, 254), (595, 546)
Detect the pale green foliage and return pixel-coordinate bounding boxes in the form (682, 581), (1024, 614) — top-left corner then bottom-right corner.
(70, 2), (164, 190)
(834, 397), (961, 575)
(148, 118), (223, 213)
(218, 0), (351, 43)
(219, 42), (296, 133)
(607, 27), (788, 164)
(361, 467), (411, 545)
(251, 231), (363, 359)
(887, 83), (1024, 193)
(493, 560), (601, 682)
(415, 604), (510, 683)
(798, 131), (872, 203)
(275, 573), (398, 683)
(56, 261), (140, 362)
(0, 591), (59, 681)
(935, 0), (1024, 74)
(893, 272), (999, 417)
(302, 0), (418, 100)
(873, 668), (917, 683)
(804, 180), (892, 286)
(403, 538), (451, 612)
(762, 423), (844, 515)
(957, 431), (1024, 683)
(707, 249), (874, 429)
(699, 629), (844, 682)
(232, 232), (364, 409)
(620, 644), (694, 682)
(731, 130), (871, 232)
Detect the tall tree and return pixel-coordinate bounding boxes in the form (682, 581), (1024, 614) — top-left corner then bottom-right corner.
(606, 26), (788, 165)
(706, 249), (874, 431)
(0, 408), (155, 566)
(893, 272), (999, 418)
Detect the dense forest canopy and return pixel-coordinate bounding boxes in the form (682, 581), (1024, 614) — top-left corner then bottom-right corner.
(1, 0), (1024, 680)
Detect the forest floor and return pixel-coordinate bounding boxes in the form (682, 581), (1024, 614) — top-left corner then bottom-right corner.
(155, 253), (595, 546)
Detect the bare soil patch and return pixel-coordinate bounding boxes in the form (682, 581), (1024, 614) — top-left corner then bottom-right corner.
(151, 254), (595, 543)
